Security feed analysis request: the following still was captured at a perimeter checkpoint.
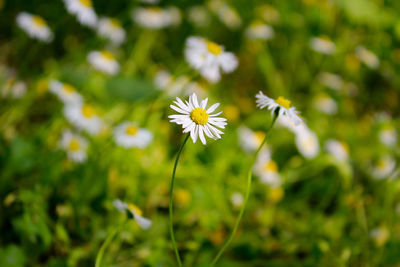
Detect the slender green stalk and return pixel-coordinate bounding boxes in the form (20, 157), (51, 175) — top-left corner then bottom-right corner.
(169, 134), (190, 267)
(95, 222), (124, 267)
(210, 112), (279, 266)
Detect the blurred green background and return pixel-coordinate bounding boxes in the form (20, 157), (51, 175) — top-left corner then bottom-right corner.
(0, 0), (399, 266)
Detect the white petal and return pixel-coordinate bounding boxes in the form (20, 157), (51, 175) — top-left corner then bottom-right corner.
(134, 214), (152, 229)
(207, 103), (220, 113)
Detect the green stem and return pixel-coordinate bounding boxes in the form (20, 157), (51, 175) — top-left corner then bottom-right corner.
(169, 134), (190, 267)
(95, 222), (125, 267)
(210, 112), (279, 266)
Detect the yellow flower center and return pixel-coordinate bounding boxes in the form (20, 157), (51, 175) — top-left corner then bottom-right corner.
(276, 96), (291, 109)
(110, 18), (121, 28)
(33, 15), (46, 27)
(128, 204), (143, 216)
(191, 108), (209, 125)
(263, 160), (278, 172)
(63, 84), (75, 94)
(206, 40), (222, 55)
(101, 51), (115, 60)
(125, 125), (139, 136)
(81, 105), (96, 118)
(68, 139), (80, 152)
(254, 131), (266, 145)
(79, 0), (92, 7)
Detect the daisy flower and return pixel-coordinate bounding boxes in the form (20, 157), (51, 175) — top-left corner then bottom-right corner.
(169, 93), (227, 145)
(372, 155), (396, 179)
(309, 36), (336, 55)
(113, 122), (153, 149)
(254, 148), (281, 187)
(355, 46), (380, 69)
(113, 199), (152, 229)
(238, 126), (265, 153)
(187, 6), (210, 27)
(256, 91), (302, 125)
(97, 17), (126, 45)
(317, 72), (343, 91)
(295, 128), (320, 159)
(60, 130), (88, 163)
(87, 50), (119, 75)
(2, 78), (27, 99)
(16, 12), (53, 42)
(49, 79), (83, 105)
(184, 36), (238, 83)
(230, 192), (244, 209)
(132, 7), (180, 29)
(314, 93), (337, 115)
(325, 139), (349, 161)
(63, 0), (97, 28)
(64, 103), (103, 135)
(379, 126), (397, 147)
(245, 21), (274, 40)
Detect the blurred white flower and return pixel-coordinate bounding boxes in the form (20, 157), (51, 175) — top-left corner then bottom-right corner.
(187, 6), (210, 27)
(355, 46), (380, 69)
(113, 122), (153, 149)
(310, 36), (336, 55)
(379, 126), (397, 147)
(254, 148), (281, 187)
(60, 130), (88, 163)
(238, 126), (265, 153)
(113, 199), (152, 229)
(256, 92), (302, 125)
(185, 36), (238, 83)
(49, 80), (83, 105)
(230, 192), (244, 209)
(97, 17), (126, 45)
(209, 1), (241, 30)
(132, 7), (180, 29)
(295, 128), (320, 159)
(245, 21), (274, 40)
(63, 0), (97, 28)
(370, 226), (390, 247)
(140, 0), (160, 4)
(169, 93), (227, 145)
(325, 139), (349, 161)
(317, 72), (343, 91)
(87, 50), (119, 75)
(2, 78), (27, 99)
(372, 155), (396, 179)
(64, 103), (103, 135)
(314, 93), (337, 115)
(16, 12), (53, 42)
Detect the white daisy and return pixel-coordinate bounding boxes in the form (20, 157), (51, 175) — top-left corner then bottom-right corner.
(87, 50), (120, 75)
(314, 93), (337, 115)
(355, 46), (380, 69)
(379, 126), (397, 147)
(325, 139), (349, 161)
(113, 122), (153, 149)
(317, 72), (343, 91)
(238, 126), (265, 153)
(154, 70), (190, 97)
(49, 79), (83, 105)
(256, 91), (302, 125)
(230, 192), (244, 209)
(16, 12), (53, 42)
(245, 21), (274, 40)
(113, 199), (152, 230)
(254, 148), (281, 187)
(372, 155), (396, 179)
(208, 2), (241, 30)
(187, 6), (210, 27)
(309, 36), (336, 55)
(2, 78), (27, 99)
(64, 103), (103, 135)
(63, 0), (97, 28)
(97, 17), (126, 45)
(132, 7), (180, 29)
(295, 128), (320, 159)
(169, 93), (227, 145)
(60, 130), (88, 163)
(184, 36), (238, 83)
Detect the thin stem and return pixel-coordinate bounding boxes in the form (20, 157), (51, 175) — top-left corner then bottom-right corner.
(169, 134), (190, 267)
(95, 222), (125, 267)
(210, 112), (279, 266)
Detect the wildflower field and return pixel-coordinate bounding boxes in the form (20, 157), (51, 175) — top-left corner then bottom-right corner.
(1, 0), (400, 266)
